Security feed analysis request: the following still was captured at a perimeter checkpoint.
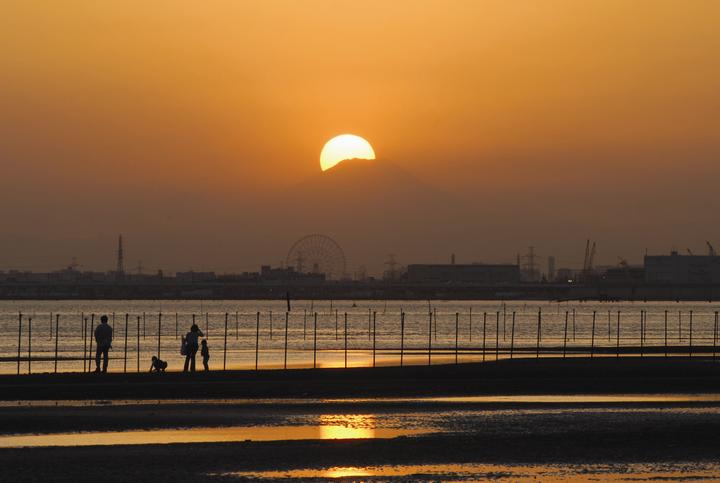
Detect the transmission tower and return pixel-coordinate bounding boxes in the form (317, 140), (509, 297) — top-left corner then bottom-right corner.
(521, 246), (539, 282)
(116, 235), (125, 277)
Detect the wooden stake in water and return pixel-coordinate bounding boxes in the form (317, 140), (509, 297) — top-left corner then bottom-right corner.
(83, 317), (88, 372)
(17, 313), (22, 375)
(664, 310), (668, 358)
(616, 311), (621, 358)
(143, 312), (146, 339)
(639, 311), (644, 358)
(205, 312), (209, 339)
(27, 317), (32, 374)
(344, 312), (348, 369)
(223, 312), (228, 371)
(400, 311), (405, 367)
(49, 312), (53, 340)
(678, 311), (682, 341)
(175, 313), (178, 339)
(313, 312), (318, 369)
(54, 314), (60, 373)
(368, 308), (372, 341)
(88, 314), (94, 372)
(372, 311), (377, 368)
(536, 308), (542, 359)
(124, 314), (129, 373)
(482, 312), (487, 362)
(434, 308), (437, 341)
(157, 312), (162, 360)
(283, 312), (289, 370)
(469, 307), (473, 342)
(303, 309), (307, 340)
(427, 309), (432, 366)
(136, 316), (141, 373)
(608, 310), (611, 342)
(563, 311), (569, 358)
(689, 310), (693, 358)
(269, 311), (273, 341)
(714, 311), (718, 361)
(510, 312), (516, 359)
(235, 312), (239, 340)
(335, 310), (338, 340)
(496, 311), (500, 361)
(255, 312), (260, 371)
(455, 312), (459, 364)
(590, 311), (596, 358)
(572, 308), (576, 341)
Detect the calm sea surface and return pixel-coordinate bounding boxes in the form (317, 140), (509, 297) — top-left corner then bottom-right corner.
(1, 300), (718, 374)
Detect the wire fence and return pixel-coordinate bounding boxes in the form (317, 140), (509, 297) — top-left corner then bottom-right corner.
(2, 306), (720, 375)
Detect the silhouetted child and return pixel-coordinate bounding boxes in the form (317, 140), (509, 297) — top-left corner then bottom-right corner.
(201, 339), (210, 371)
(149, 355), (167, 373)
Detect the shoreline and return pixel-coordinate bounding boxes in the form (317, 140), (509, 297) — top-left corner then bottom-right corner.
(1, 357), (719, 401)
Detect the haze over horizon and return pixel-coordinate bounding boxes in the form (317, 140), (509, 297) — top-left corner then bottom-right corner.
(2, 1), (719, 275)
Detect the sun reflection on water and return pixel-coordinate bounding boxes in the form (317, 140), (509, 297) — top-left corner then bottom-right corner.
(319, 414), (375, 439)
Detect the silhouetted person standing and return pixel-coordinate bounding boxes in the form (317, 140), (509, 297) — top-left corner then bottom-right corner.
(94, 315), (113, 373)
(201, 339), (210, 371)
(183, 324), (204, 372)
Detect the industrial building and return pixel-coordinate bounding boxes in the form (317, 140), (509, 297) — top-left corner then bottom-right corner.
(406, 264), (520, 284)
(645, 251), (720, 284)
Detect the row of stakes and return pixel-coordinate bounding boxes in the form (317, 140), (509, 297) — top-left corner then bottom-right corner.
(10, 309), (720, 375)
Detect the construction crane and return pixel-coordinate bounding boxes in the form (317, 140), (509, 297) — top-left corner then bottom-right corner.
(707, 241), (716, 256)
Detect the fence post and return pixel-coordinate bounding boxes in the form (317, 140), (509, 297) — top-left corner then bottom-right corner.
(284, 312), (289, 370)
(372, 311), (377, 368)
(640, 311), (644, 358)
(88, 314), (94, 372)
(455, 312), (459, 364)
(427, 309), (432, 366)
(664, 310), (668, 358)
(157, 312), (162, 360)
(616, 311), (621, 358)
(536, 308), (542, 359)
(714, 311), (718, 361)
(496, 311), (500, 361)
(124, 314), (128, 373)
(83, 317), (88, 372)
(689, 310), (693, 358)
(590, 311), (596, 358)
(563, 311), (569, 358)
(17, 313), (22, 375)
(313, 312), (317, 369)
(27, 317), (32, 374)
(223, 312), (228, 371)
(54, 314), (60, 373)
(368, 308), (372, 341)
(344, 312), (348, 369)
(482, 312), (487, 362)
(136, 316), (140, 373)
(510, 312), (516, 359)
(469, 307), (473, 342)
(400, 311), (405, 367)
(255, 312), (260, 370)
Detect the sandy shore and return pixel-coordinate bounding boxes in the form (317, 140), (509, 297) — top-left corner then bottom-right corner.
(1, 357), (719, 401)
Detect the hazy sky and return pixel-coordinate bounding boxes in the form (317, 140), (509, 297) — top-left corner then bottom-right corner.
(1, 1), (719, 275)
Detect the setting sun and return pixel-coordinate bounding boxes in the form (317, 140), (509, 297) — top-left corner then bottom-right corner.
(320, 134), (375, 171)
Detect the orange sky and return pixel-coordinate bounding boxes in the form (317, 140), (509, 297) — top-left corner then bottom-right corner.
(1, 1), (719, 273)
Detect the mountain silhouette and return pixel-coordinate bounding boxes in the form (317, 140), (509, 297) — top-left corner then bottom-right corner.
(273, 158), (475, 270)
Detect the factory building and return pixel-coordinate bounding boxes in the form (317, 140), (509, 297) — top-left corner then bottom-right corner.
(644, 251), (720, 284)
(406, 264), (520, 285)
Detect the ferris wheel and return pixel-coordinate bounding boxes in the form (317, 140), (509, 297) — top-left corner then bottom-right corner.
(286, 234), (346, 280)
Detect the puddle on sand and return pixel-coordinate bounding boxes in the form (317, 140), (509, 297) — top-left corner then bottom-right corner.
(0, 424), (424, 448)
(221, 462), (720, 481)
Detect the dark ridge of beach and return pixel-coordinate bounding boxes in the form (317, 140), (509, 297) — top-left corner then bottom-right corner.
(1, 357), (719, 401)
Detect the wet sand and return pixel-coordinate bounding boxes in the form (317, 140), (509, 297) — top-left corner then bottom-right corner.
(1, 357), (720, 401)
(3, 358), (720, 481)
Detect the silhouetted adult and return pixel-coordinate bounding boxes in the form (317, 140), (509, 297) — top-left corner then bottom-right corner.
(183, 323), (204, 372)
(94, 315), (113, 373)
